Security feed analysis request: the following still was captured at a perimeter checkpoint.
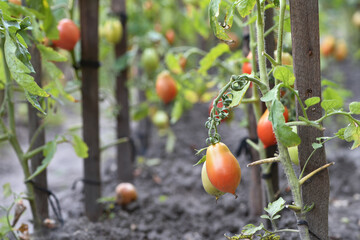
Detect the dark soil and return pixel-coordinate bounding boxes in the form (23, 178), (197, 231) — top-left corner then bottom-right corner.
(1, 59), (360, 240)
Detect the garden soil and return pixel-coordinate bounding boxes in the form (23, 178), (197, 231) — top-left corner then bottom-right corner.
(1, 59), (360, 240)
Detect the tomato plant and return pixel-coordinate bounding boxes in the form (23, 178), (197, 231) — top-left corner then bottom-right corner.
(257, 107), (289, 148)
(52, 19), (80, 51)
(205, 142), (241, 195)
(208, 97), (231, 122)
(155, 71), (177, 104)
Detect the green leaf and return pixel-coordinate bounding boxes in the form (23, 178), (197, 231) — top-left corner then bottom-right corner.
(242, 223), (264, 235)
(97, 196), (116, 203)
(305, 97), (320, 108)
(335, 127), (346, 140)
(2, 183), (12, 198)
(276, 125), (301, 147)
(235, 0), (257, 18)
(268, 99), (286, 128)
(165, 53), (182, 74)
(322, 87), (343, 109)
(273, 66), (295, 86)
(312, 142), (323, 149)
(344, 123), (360, 150)
(171, 100), (183, 124)
(349, 102), (360, 114)
(264, 197), (286, 218)
(260, 214), (270, 220)
(198, 43), (230, 75)
(26, 140), (57, 181)
(131, 103), (149, 121)
(229, 81), (250, 108)
(25, 91), (46, 115)
(208, 0), (231, 41)
(72, 134), (89, 158)
(321, 99), (342, 113)
(37, 44), (67, 62)
(260, 84), (281, 102)
(193, 155), (206, 166)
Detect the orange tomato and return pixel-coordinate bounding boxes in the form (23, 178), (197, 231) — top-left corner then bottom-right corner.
(257, 107), (289, 148)
(155, 72), (177, 104)
(115, 183), (138, 206)
(320, 36), (335, 57)
(206, 142), (241, 195)
(242, 62), (252, 75)
(52, 19), (80, 51)
(165, 29), (175, 45)
(334, 40), (348, 61)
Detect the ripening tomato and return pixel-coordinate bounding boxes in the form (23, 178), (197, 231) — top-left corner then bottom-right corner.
(115, 183), (138, 206)
(334, 40), (348, 61)
(320, 36), (335, 57)
(9, 0), (21, 5)
(206, 142), (241, 195)
(156, 71), (177, 104)
(103, 18), (123, 44)
(52, 19), (80, 51)
(257, 107), (289, 148)
(201, 162), (225, 199)
(141, 48), (159, 73)
(208, 97), (230, 122)
(242, 62), (252, 75)
(165, 29), (175, 45)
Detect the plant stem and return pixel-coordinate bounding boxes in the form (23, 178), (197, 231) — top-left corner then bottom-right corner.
(100, 137), (128, 152)
(247, 157), (280, 167)
(275, 0), (286, 72)
(299, 162), (334, 186)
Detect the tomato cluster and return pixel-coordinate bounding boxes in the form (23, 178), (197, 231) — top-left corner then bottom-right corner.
(202, 142), (241, 198)
(257, 107), (289, 148)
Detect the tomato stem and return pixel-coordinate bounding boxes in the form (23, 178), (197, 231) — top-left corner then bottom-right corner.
(299, 162), (334, 186)
(247, 156), (280, 167)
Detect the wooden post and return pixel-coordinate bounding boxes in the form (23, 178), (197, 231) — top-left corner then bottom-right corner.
(79, 0), (102, 221)
(28, 44), (49, 225)
(111, 0), (134, 182)
(289, 1), (329, 239)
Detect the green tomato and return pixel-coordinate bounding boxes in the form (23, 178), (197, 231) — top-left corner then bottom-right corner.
(151, 110), (169, 129)
(288, 146), (299, 165)
(141, 48), (159, 74)
(103, 19), (123, 44)
(201, 162), (225, 200)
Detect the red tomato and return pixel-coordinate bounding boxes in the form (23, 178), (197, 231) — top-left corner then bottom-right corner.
(52, 19), (80, 51)
(156, 72), (177, 104)
(242, 62), (252, 75)
(206, 142), (241, 195)
(257, 107), (289, 148)
(115, 183), (138, 206)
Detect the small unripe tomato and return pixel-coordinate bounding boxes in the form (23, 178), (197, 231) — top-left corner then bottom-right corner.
(320, 36), (335, 57)
(141, 48), (159, 74)
(103, 18), (123, 44)
(52, 19), (80, 51)
(151, 110), (169, 129)
(155, 71), (177, 104)
(201, 162), (225, 199)
(242, 62), (252, 75)
(206, 142), (241, 195)
(352, 11), (360, 28)
(288, 145), (299, 165)
(165, 29), (175, 45)
(334, 40), (348, 61)
(257, 107), (289, 148)
(9, 0), (21, 5)
(115, 183), (138, 206)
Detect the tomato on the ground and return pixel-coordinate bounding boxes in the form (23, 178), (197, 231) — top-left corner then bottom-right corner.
(115, 183), (138, 206)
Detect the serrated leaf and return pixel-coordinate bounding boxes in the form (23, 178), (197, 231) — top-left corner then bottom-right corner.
(264, 197), (285, 218)
(37, 44), (67, 62)
(26, 140), (57, 181)
(321, 99), (341, 112)
(305, 97), (320, 108)
(199, 43), (230, 75)
(25, 91), (46, 115)
(209, 0), (232, 41)
(171, 100), (183, 124)
(229, 81), (250, 107)
(193, 155), (206, 166)
(312, 142), (323, 149)
(72, 134), (89, 158)
(242, 223), (264, 235)
(260, 84), (281, 102)
(2, 183), (12, 198)
(349, 102), (360, 114)
(165, 53), (182, 74)
(235, 0), (257, 18)
(344, 123), (360, 150)
(273, 66), (295, 86)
